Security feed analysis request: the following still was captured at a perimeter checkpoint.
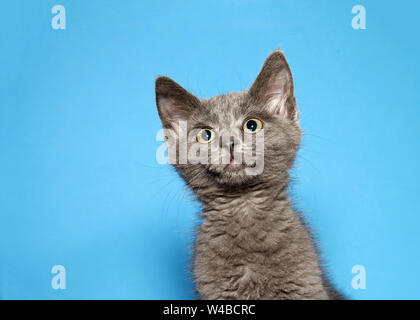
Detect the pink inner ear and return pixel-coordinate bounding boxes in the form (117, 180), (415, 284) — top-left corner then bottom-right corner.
(264, 74), (291, 118)
(249, 51), (298, 121)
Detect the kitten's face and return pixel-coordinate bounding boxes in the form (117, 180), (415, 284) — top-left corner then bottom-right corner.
(155, 51), (301, 188)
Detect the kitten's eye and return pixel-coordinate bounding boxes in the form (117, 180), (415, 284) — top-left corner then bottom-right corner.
(197, 129), (215, 143)
(243, 118), (263, 133)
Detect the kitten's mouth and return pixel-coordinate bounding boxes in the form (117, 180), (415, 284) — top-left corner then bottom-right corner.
(225, 159), (243, 171)
(206, 160), (259, 185)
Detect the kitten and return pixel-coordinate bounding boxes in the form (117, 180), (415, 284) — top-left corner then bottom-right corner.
(155, 51), (343, 300)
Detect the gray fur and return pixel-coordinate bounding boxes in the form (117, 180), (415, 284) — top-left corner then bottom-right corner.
(155, 51), (343, 300)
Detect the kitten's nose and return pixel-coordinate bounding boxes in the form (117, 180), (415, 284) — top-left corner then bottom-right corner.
(223, 139), (235, 151)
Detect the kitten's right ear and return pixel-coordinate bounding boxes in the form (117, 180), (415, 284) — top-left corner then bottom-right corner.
(155, 76), (200, 129)
(249, 51), (298, 122)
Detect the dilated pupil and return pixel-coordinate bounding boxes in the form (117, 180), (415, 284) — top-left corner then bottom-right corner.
(202, 130), (211, 141)
(247, 120), (257, 131)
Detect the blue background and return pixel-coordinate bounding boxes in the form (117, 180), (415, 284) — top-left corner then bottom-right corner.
(1, 0), (419, 299)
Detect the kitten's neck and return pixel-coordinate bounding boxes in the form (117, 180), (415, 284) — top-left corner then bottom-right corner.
(194, 177), (304, 256)
(195, 177), (292, 219)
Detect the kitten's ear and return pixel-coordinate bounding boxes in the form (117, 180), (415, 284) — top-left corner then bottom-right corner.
(155, 76), (200, 129)
(249, 51), (298, 121)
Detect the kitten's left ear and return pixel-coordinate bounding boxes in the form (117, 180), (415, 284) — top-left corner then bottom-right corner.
(249, 51), (298, 121)
(155, 76), (201, 130)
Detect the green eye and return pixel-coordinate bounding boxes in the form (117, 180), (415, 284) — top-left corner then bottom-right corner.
(197, 129), (215, 143)
(244, 118), (263, 133)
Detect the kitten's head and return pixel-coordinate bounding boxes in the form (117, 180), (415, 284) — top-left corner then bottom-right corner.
(155, 51), (301, 189)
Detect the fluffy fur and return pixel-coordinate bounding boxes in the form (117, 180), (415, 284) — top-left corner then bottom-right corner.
(155, 51), (343, 299)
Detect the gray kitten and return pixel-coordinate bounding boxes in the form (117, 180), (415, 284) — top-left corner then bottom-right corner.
(155, 51), (343, 300)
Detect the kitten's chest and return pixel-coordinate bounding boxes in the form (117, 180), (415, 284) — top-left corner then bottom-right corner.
(195, 219), (326, 299)
(194, 197), (327, 299)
